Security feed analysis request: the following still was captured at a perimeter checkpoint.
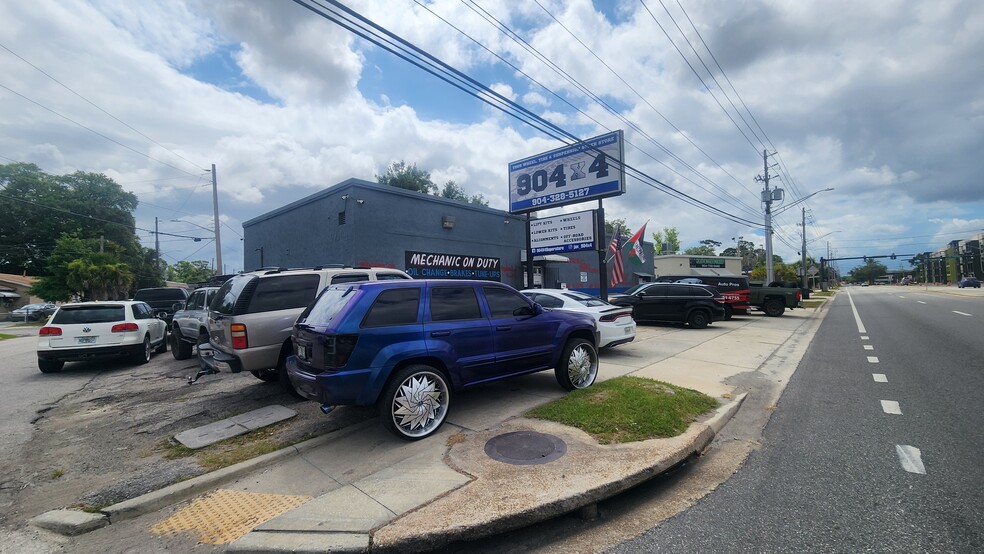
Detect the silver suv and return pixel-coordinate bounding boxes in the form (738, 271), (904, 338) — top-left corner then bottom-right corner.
(200, 266), (411, 394)
(170, 286), (219, 360)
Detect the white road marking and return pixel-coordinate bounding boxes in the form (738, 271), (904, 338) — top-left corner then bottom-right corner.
(861, 335), (869, 340)
(867, 356), (879, 363)
(896, 445), (926, 474)
(846, 291), (867, 333)
(953, 311), (972, 317)
(873, 374), (888, 382)
(863, 345), (874, 350)
(898, 296), (906, 299)
(881, 400), (902, 414)
(917, 301), (926, 304)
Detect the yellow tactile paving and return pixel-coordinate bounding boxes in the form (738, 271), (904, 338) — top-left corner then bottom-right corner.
(150, 489), (312, 544)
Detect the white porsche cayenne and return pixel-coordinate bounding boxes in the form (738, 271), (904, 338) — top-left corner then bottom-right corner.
(37, 301), (168, 373)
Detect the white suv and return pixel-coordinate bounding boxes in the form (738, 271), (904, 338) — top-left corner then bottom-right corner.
(200, 266), (411, 394)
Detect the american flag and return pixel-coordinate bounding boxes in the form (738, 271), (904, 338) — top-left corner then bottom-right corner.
(609, 226), (624, 287)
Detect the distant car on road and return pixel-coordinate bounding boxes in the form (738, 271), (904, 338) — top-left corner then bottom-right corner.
(9, 303), (57, 322)
(36, 301), (168, 373)
(522, 288), (634, 348)
(958, 277), (980, 288)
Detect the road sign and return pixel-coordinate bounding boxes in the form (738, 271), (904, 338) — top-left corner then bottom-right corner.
(529, 209), (597, 255)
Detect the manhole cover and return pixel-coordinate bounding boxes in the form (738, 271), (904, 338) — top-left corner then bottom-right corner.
(484, 431), (567, 465)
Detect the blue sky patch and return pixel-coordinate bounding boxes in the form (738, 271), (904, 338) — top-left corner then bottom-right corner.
(184, 44), (278, 105)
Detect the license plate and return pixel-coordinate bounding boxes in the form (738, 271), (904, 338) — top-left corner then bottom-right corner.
(78, 336), (96, 344)
(625, 327), (633, 334)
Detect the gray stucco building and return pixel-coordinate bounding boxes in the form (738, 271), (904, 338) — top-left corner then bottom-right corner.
(242, 178), (653, 294)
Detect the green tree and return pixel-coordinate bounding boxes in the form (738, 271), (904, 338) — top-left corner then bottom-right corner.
(684, 240), (721, 256)
(167, 260), (214, 284)
(849, 259), (889, 285)
(438, 180), (490, 207)
(376, 161), (435, 194)
(0, 163), (140, 277)
(30, 234), (133, 301)
(605, 218), (632, 238)
(651, 226), (680, 255)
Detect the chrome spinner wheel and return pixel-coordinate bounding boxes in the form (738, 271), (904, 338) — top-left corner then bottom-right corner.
(381, 365), (450, 440)
(556, 338), (598, 391)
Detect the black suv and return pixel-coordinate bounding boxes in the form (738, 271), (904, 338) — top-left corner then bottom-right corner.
(609, 282), (726, 328)
(132, 287), (190, 326)
(286, 279), (600, 440)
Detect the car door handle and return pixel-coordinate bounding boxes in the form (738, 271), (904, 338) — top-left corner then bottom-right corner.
(496, 326), (512, 331)
(430, 331), (451, 337)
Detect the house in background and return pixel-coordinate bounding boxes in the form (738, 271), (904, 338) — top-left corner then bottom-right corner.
(0, 273), (41, 314)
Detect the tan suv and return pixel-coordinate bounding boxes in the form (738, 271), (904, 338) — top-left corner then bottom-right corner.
(199, 266), (411, 395)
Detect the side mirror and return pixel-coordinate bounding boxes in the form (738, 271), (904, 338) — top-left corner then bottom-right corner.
(513, 303), (543, 317)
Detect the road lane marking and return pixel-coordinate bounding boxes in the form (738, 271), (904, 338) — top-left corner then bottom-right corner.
(953, 311), (972, 317)
(863, 345), (874, 350)
(861, 336), (869, 340)
(867, 356), (879, 363)
(896, 445), (926, 474)
(873, 374), (887, 382)
(898, 296), (905, 298)
(881, 400), (902, 414)
(917, 301), (926, 304)
(846, 291), (867, 333)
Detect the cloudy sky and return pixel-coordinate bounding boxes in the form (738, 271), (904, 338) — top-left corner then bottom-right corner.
(2, 0), (982, 274)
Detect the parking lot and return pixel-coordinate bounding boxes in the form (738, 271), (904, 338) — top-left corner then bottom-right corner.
(0, 307), (822, 550)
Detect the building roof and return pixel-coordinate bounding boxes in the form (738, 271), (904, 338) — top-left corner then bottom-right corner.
(0, 273), (37, 288)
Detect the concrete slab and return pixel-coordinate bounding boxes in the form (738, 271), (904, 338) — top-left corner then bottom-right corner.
(632, 357), (740, 398)
(29, 509), (109, 536)
(229, 530), (368, 553)
(448, 385), (561, 432)
(174, 405), (296, 449)
(353, 448), (471, 515)
(256, 485), (394, 533)
(227, 453), (343, 497)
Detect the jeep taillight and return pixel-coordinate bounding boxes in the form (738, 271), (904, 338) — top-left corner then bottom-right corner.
(231, 323), (248, 349)
(39, 326), (62, 336)
(324, 334), (359, 369)
(111, 323), (139, 332)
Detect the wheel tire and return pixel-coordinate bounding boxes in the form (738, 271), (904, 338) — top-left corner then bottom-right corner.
(276, 343), (305, 399)
(555, 338), (598, 391)
(171, 328), (192, 360)
(251, 370), (279, 382)
(763, 298), (785, 317)
(687, 309), (710, 329)
(133, 336), (152, 364)
(155, 333), (168, 354)
(38, 359), (64, 373)
(380, 364), (451, 441)
(724, 304), (734, 320)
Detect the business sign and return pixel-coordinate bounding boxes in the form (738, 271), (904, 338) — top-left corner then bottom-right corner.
(689, 257), (726, 269)
(508, 130), (625, 214)
(529, 210), (597, 255)
(404, 250), (501, 281)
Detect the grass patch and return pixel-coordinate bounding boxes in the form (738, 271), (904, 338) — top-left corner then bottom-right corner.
(0, 333), (16, 340)
(810, 291), (835, 297)
(525, 376), (718, 444)
(50, 468), (64, 479)
(802, 300), (825, 308)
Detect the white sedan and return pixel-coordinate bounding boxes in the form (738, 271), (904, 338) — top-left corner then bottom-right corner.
(37, 301), (168, 373)
(522, 288), (636, 348)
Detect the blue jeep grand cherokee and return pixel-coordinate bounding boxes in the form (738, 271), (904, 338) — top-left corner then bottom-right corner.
(286, 279), (600, 440)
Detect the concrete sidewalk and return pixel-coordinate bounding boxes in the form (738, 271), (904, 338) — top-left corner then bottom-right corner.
(32, 305), (828, 553)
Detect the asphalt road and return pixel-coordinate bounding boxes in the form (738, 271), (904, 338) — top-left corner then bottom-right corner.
(608, 286), (984, 553)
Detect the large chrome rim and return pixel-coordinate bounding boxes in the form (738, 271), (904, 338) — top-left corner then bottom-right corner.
(390, 371), (449, 438)
(567, 344), (597, 389)
(142, 338), (151, 361)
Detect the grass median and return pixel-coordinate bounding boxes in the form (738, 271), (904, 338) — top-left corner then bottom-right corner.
(526, 376), (718, 444)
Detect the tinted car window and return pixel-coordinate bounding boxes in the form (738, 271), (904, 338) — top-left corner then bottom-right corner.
(186, 291), (202, 311)
(484, 286), (530, 318)
(211, 275), (255, 315)
(301, 286), (359, 325)
(430, 286), (481, 321)
(247, 275), (322, 313)
(363, 288), (420, 327)
(52, 306), (125, 324)
(665, 285), (690, 297)
(530, 293), (563, 308)
(691, 286), (713, 297)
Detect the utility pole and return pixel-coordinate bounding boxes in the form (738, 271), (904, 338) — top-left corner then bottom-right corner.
(154, 217), (160, 277)
(210, 164), (223, 275)
(755, 150), (779, 283)
(801, 207), (808, 291)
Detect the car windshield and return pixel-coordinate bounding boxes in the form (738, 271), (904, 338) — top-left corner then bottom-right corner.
(52, 305), (126, 324)
(562, 291), (609, 307)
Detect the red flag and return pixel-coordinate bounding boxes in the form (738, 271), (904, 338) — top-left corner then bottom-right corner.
(627, 221), (649, 264)
(609, 226), (624, 287)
